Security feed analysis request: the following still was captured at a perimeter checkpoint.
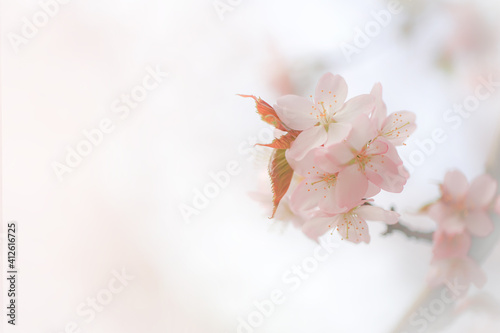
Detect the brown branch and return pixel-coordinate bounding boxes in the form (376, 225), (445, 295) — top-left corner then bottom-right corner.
(382, 222), (433, 242)
(381, 206), (434, 242)
(365, 202), (434, 243)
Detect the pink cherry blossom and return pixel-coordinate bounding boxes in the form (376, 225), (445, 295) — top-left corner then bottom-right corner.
(245, 72), (417, 248)
(315, 115), (408, 209)
(288, 148), (380, 215)
(274, 73), (374, 160)
(287, 149), (344, 215)
(495, 196), (500, 215)
(370, 83), (416, 146)
(428, 256), (487, 292)
(428, 170), (497, 237)
(301, 204), (399, 244)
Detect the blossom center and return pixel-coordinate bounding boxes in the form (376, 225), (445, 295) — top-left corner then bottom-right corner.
(441, 191), (468, 217)
(310, 172), (337, 188)
(348, 146), (373, 172)
(312, 101), (336, 128)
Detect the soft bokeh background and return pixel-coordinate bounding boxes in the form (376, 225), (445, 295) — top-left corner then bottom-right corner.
(2, 0), (500, 332)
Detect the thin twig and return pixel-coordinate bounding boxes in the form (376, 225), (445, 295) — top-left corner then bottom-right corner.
(380, 206), (434, 241)
(382, 222), (433, 242)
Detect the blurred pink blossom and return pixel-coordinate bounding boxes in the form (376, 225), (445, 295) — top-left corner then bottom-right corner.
(428, 170), (497, 237)
(432, 229), (471, 261)
(428, 256), (487, 292)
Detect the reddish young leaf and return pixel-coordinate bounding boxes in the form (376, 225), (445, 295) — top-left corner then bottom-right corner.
(268, 149), (294, 218)
(256, 130), (300, 150)
(238, 94), (288, 131)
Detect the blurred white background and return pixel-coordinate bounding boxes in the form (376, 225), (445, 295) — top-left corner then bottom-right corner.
(2, 0), (500, 332)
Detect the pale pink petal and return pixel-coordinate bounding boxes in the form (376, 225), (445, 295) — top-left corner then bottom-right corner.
(365, 182), (381, 198)
(432, 229), (471, 260)
(286, 148), (321, 177)
(466, 174), (497, 209)
(365, 155), (407, 193)
(290, 179), (327, 213)
(464, 210), (494, 237)
(370, 82), (387, 128)
(302, 215), (338, 241)
(288, 126), (328, 161)
(440, 214), (467, 234)
(324, 142), (355, 165)
(314, 73), (348, 114)
(438, 257), (487, 290)
(442, 170), (469, 202)
(346, 115), (377, 151)
(317, 142), (354, 173)
(381, 111), (416, 146)
(428, 202), (454, 225)
(377, 137), (403, 166)
(428, 258), (455, 287)
(318, 183), (361, 215)
(355, 205), (400, 224)
(275, 95), (317, 130)
(325, 122), (352, 146)
(428, 257), (486, 291)
(398, 164), (410, 179)
(317, 183), (345, 214)
(334, 94), (375, 123)
(495, 196), (500, 215)
(364, 139), (388, 156)
(335, 165), (369, 210)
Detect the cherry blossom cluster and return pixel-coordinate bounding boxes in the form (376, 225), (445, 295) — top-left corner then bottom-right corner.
(243, 73), (416, 244)
(426, 170), (500, 290)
